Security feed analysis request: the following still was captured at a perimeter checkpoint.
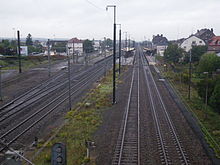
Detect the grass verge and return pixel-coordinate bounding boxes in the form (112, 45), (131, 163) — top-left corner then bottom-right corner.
(30, 68), (124, 165)
(1, 56), (65, 71)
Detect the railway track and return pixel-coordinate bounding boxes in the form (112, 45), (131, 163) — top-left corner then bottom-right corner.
(0, 56), (112, 153)
(140, 47), (189, 165)
(0, 64), (86, 112)
(0, 63), (108, 124)
(112, 53), (140, 165)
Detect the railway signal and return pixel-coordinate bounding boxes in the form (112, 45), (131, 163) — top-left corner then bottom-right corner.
(51, 143), (66, 165)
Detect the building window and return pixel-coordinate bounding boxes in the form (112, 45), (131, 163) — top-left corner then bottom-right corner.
(192, 41), (196, 45)
(199, 41), (202, 43)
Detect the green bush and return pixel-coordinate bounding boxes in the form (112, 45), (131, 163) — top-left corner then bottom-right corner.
(182, 72), (189, 84)
(197, 79), (215, 104)
(0, 60), (8, 66)
(210, 81), (220, 113)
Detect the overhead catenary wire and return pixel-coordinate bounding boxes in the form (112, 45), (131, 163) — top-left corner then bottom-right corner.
(84, 0), (105, 11)
(84, 0), (113, 23)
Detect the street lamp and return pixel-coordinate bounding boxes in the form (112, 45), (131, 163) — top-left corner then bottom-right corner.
(116, 24), (121, 74)
(106, 5), (117, 104)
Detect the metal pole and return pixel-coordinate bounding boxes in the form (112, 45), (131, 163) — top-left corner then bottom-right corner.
(47, 39), (51, 77)
(106, 5), (116, 104)
(188, 49), (192, 100)
(205, 73), (208, 106)
(17, 30), (22, 73)
(128, 34), (130, 50)
(119, 28), (121, 74)
(104, 37), (107, 76)
(113, 6), (116, 104)
(0, 66), (2, 101)
(113, 25), (116, 103)
(67, 47), (72, 110)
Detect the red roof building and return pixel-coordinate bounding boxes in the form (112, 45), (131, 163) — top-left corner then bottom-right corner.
(208, 36), (220, 53)
(67, 37), (84, 55)
(68, 37), (83, 44)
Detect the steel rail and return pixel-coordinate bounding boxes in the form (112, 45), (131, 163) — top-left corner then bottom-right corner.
(114, 52), (140, 165)
(0, 63), (107, 121)
(0, 65), (83, 112)
(0, 63), (108, 152)
(117, 65), (135, 165)
(146, 64), (189, 165)
(0, 55), (112, 112)
(141, 48), (189, 165)
(0, 64), (107, 139)
(137, 52), (140, 165)
(141, 51), (169, 165)
(0, 57), (113, 123)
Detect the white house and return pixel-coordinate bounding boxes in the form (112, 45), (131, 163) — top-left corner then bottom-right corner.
(67, 38), (84, 56)
(152, 34), (169, 56)
(180, 35), (206, 52)
(93, 40), (101, 51)
(156, 45), (168, 56)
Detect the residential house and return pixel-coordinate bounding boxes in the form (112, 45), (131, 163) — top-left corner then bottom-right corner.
(195, 28), (215, 44)
(208, 36), (220, 54)
(93, 40), (101, 51)
(152, 34), (168, 56)
(67, 38), (84, 56)
(180, 35), (206, 52)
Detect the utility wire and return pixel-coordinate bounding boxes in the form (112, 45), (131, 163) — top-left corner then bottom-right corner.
(84, 0), (105, 11)
(84, 0), (112, 23)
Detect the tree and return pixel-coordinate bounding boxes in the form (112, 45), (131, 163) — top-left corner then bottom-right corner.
(197, 53), (220, 73)
(164, 43), (184, 63)
(209, 81), (220, 113)
(26, 33), (33, 46)
(83, 39), (94, 53)
(197, 78), (216, 104)
(0, 40), (16, 55)
(184, 45), (207, 63)
(105, 38), (113, 48)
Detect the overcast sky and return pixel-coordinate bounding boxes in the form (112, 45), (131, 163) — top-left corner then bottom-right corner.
(1, 0), (220, 41)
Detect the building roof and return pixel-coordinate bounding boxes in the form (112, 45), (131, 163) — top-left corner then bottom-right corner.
(152, 34), (168, 46)
(68, 38), (83, 43)
(194, 28), (215, 43)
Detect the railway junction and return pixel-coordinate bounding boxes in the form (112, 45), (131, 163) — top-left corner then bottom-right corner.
(0, 46), (218, 164)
